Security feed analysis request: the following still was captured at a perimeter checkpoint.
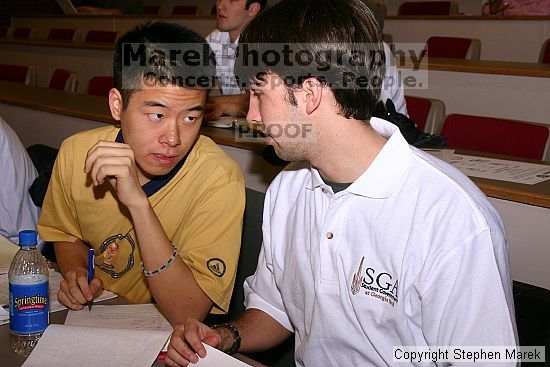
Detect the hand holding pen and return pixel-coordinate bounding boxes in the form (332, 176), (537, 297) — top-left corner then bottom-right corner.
(87, 248), (95, 311)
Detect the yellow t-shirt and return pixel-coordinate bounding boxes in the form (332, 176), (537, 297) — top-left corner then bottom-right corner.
(38, 126), (245, 313)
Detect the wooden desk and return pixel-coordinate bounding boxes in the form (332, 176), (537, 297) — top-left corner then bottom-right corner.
(1, 80), (550, 209)
(404, 57), (550, 78)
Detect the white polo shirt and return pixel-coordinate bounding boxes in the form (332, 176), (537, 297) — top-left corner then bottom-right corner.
(244, 118), (517, 366)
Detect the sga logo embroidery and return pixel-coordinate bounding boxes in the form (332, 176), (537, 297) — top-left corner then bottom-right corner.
(207, 258), (226, 277)
(351, 256), (399, 307)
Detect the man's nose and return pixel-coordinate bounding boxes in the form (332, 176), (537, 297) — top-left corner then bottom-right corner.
(161, 123), (181, 147)
(246, 96), (262, 123)
(217, 0), (228, 11)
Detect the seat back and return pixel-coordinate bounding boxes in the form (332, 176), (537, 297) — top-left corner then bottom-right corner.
(87, 76), (114, 97)
(143, 5), (162, 14)
(441, 114), (550, 161)
(47, 28), (77, 41)
(49, 68), (77, 92)
(13, 27), (35, 39)
(171, 5), (199, 15)
(425, 36), (481, 60)
(212, 187), (296, 367)
(85, 30), (117, 44)
(0, 64), (35, 85)
(539, 39), (550, 64)
(405, 95), (446, 134)
(513, 281), (550, 356)
(0, 25), (10, 38)
(398, 1), (458, 15)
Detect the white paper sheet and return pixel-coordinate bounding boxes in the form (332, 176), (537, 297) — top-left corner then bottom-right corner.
(65, 304), (172, 331)
(190, 344), (252, 367)
(447, 154), (550, 185)
(21, 324), (170, 367)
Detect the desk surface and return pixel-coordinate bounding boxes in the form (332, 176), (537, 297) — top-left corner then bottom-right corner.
(0, 297), (265, 367)
(1, 81), (550, 208)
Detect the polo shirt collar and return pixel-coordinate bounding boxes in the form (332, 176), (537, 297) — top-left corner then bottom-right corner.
(308, 117), (412, 199)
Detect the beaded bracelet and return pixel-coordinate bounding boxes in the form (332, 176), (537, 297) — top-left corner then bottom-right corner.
(141, 245), (179, 277)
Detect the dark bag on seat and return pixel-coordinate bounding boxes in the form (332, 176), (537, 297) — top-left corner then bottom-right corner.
(373, 99), (447, 149)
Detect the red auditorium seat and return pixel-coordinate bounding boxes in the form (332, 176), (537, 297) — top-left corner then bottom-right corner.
(171, 5), (199, 15)
(143, 5), (161, 14)
(87, 76), (114, 97)
(539, 39), (550, 64)
(85, 30), (117, 44)
(441, 114), (550, 161)
(0, 64), (35, 85)
(47, 28), (77, 41)
(49, 69), (77, 92)
(398, 1), (458, 15)
(13, 27), (34, 39)
(405, 95), (446, 134)
(425, 36), (481, 60)
(0, 26), (9, 38)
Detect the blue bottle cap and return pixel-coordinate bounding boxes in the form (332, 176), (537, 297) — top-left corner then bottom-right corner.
(19, 230), (37, 246)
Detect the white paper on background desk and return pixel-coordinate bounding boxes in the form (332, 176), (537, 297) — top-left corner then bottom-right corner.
(190, 344), (252, 367)
(446, 154), (550, 185)
(65, 304), (172, 330)
(0, 235), (18, 269)
(21, 324), (170, 367)
(424, 148), (455, 162)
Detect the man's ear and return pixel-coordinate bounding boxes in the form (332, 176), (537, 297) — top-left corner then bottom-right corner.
(247, 2), (261, 17)
(108, 88), (123, 121)
(302, 78), (323, 115)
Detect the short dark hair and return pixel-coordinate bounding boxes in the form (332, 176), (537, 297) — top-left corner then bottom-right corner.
(236, 0), (385, 120)
(113, 21), (216, 108)
(246, 0), (267, 12)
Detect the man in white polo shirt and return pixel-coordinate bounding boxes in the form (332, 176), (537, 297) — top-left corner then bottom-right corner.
(165, 0), (517, 366)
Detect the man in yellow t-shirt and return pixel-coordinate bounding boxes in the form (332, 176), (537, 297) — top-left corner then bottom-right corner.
(38, 21), (245, 326)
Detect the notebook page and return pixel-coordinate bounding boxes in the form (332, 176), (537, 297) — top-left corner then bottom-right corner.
(65, 304), (172, 330)
(190, 344), (253, 367)
(21, 324), (170, 367)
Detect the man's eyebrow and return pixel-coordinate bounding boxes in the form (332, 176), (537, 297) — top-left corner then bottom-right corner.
(143, 100), (167, 107)
(187, 105), (204, 112)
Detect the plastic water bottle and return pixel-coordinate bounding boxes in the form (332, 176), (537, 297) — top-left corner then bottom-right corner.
(8, 230), (49, 356)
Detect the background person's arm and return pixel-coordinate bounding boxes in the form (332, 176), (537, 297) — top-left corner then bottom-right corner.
(205, 93), (249, 121)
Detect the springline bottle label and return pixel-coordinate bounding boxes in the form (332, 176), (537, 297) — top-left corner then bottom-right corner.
(9, 281), (49, 334)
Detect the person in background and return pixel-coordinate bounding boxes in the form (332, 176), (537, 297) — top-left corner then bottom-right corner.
(165, 0), (517, 365)
(0, 116), (40, 245)
(38, 21), (245, 326)
(204, 0), (267, 121)
(364, 0), (408, 115)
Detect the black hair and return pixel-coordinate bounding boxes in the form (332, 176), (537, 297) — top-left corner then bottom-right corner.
(236, 0), (385, 120)
(113, 21), (216, 108)
(246, 0), (267, 12)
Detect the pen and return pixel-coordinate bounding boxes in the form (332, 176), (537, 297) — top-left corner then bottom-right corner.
(87, 248), (94, 311)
